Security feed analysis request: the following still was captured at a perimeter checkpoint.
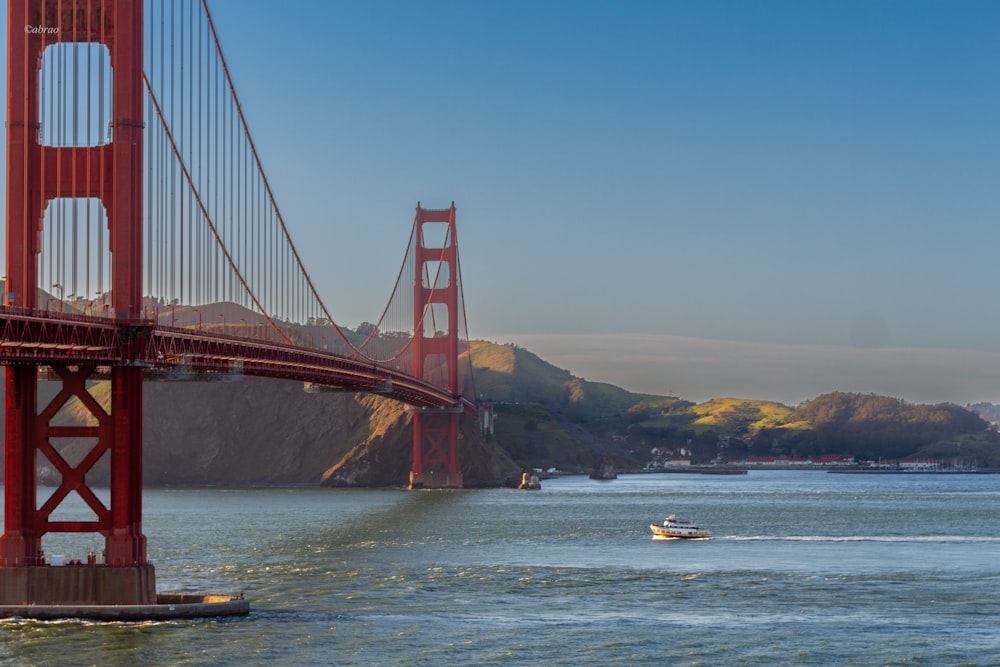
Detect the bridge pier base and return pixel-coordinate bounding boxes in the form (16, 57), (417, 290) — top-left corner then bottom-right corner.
(0, 564), (250, 619)
(0, 564), (156, 606)
(410, 408), (464, 489)
(408, 470), (464, 490)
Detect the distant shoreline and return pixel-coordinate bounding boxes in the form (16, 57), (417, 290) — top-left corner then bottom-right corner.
(826, 468), (1000, 474)
(627, 466), (1000, 475)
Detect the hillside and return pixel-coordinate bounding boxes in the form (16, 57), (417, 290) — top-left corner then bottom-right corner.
(761, 392), (994, 461)
(2, 340), (999, 486)
(467, 341), (688, 469)
(467, 346), (999, 469)
(19, 375), (516, 488)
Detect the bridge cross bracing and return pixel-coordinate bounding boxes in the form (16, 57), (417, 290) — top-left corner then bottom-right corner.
(0, 0), (477, 607)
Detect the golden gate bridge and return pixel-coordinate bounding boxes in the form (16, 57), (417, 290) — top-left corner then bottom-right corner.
(0, 0), (479, 613)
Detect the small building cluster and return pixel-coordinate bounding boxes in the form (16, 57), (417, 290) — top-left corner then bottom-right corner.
(733, 454), (856, 467)
(899, 458), (942, 470)
(644, 447), (693, 470)
(644, 450), (861, 469)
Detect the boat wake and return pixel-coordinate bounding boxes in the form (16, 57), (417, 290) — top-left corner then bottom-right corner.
(725, 535), (1000, 543)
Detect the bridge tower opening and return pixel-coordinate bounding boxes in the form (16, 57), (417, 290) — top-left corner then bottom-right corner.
(409, 204), (463, 489)
(1, 0), (153, 605)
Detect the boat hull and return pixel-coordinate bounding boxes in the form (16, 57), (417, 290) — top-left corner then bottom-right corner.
(650, 526), (712, 540)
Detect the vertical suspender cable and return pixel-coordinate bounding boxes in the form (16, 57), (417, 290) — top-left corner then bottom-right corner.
(88, 39), (97, 309)
(210, 8), (219, 309)
(98, 12), (106, 300)
(72, 43), (79, 307)
(53, 45), (60, 304)
(144, 76), (295, 345)
(188, 0), (194, 308)
(165, 10), (170, 305)
(175, 0), (180, 308)
(202, 0), (356, 351)
(247, 75), (253, 315)
(198, 0), (205, 308)
(224, 59), (231, 307)
(243, 107), (249, 316)
(197, 0), (203, 309)
(199, 0), (207, 309)
(235, 69), (241, 314)
(156, 6), (163, 307)
(157, 0), (163, 304)
(58, 43), (65, 304)
(216, 37), (224, 307)
(146, 16), (153, 308)
(87, 39), (94, 307)
(235, 95), (241, 313)
(41, 44), (50, 301)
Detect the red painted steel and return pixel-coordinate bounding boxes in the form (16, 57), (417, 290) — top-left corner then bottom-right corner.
(2, 0), (147, 567)
(0, 307), (478, 414)
(410, 204), (463, 488)
(2, 0), (474, 590)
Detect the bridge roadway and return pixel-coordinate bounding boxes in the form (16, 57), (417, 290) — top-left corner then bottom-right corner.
(0, 306), (475, 414)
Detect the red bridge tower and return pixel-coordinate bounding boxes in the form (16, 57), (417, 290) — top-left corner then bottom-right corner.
(410, 204), (463, 489)
(1, 0), (153, 604)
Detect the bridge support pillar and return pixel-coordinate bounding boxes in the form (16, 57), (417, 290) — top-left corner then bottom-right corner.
(1, 366), (42, 567)
(2, 0), (154, 606)
(0, 363), (154, 605)
(105, 366), (148, 567)
(410, 204), (464, 489)
(410, 409), (463, 489)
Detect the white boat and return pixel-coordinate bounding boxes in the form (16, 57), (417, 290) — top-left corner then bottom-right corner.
(650, 515), (712, 540)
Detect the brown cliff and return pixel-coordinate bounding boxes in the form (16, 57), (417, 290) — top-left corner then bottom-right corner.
(15, 375), (515, 488)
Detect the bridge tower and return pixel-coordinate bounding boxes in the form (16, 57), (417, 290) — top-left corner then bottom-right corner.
(0, 0), (154, 604)
(410, 204), (463, 489)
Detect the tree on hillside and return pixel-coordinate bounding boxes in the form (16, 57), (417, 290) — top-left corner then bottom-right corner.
(689, 430), (719, 464)
(627, 401), (654, 423)
(785, 392), (989, 459)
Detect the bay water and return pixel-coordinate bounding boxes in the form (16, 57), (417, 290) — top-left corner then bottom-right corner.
(2, 470), (999, 666)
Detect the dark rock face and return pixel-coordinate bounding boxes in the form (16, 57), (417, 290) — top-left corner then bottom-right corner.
(589, 456), (618, 480)
(145, 378), (513, 487)
(141, 377), (373, 485)
(319, 401), (515, 488)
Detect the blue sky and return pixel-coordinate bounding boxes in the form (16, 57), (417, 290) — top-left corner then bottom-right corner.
(3, 1), (1000, 405)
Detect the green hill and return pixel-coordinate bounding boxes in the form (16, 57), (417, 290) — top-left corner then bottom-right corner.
(755, 391), (995, 462)
(469, 341), (690, 470)
(468, 343), (1000, 470)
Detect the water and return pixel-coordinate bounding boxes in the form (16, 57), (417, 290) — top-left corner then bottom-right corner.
(2, 470), (1000, 666)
